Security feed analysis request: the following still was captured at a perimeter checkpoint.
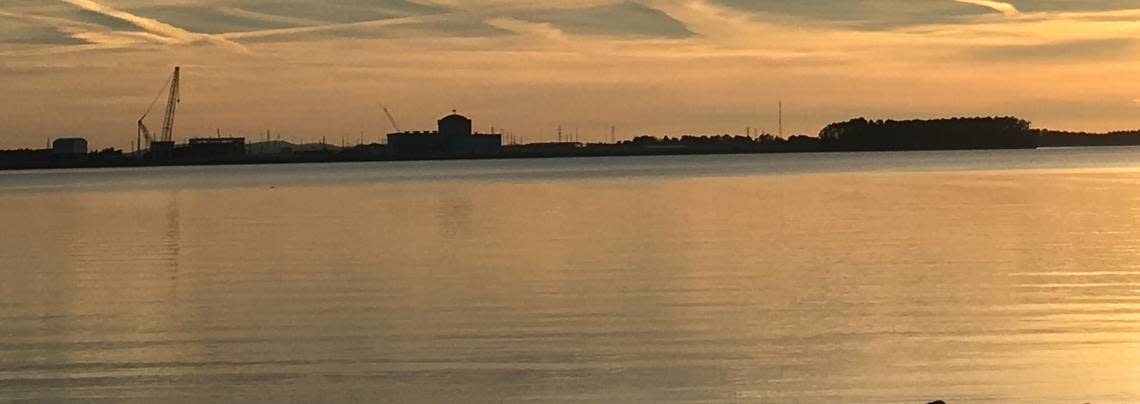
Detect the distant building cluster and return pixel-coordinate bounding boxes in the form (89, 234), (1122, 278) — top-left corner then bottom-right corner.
(15, 113), (1140, 171)
(141, 137), (245, 162)
(182, 138), (246, 161)
(0, 136), (131, 169)
(387, 113), (501, 158)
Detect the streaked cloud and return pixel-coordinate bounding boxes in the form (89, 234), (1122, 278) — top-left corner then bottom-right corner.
(954, 0), (1020, 16)
(969, 38), (1137, 62)
(59, 0), (247, 51)
(0, 11), (87, 46)
(521, 2), (693, 38)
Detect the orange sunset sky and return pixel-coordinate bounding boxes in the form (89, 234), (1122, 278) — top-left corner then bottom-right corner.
(1, 0), (1139, 150)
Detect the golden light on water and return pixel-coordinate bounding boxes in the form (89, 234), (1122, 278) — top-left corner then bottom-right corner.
(3, 2), (1140, 401)
(1, 154), (1139, 401)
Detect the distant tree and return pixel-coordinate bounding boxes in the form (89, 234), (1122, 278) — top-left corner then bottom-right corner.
(818, 116), (1034, 151)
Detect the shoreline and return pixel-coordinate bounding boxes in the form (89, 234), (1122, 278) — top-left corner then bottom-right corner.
(0, 144), (1034, 172)
(6, 143), (1140, 173)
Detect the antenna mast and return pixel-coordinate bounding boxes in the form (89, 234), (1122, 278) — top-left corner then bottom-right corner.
(778, 100), (783, 138)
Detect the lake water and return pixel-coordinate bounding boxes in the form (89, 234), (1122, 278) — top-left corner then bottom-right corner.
(1, 149), (1139, 403)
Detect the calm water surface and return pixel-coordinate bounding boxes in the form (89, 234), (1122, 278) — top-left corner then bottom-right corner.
(2, 149), (1139, 403)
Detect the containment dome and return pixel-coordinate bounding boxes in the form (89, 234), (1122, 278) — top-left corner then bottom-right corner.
(438, 113), (473, 137)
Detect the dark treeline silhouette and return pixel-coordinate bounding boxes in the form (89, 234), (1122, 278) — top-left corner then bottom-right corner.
(0, 149), (50, 166)
(619, 133), (820, 153)
(0, 148), (127, 170)
(499, 133), (820, 158)
(1036, 129), (1140, 147)
(818, 117), (1036, 151)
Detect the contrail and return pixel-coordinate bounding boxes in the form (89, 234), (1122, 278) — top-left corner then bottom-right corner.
(59, 0), (247, 51)
(219, 16), (433, 41)
(954, 0), (1020, 16)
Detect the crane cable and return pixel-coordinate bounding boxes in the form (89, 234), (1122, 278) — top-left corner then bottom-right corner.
(140, 72), (174, 121)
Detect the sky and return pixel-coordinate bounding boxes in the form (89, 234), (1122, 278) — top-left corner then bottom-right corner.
(1, 0), (1139, 149)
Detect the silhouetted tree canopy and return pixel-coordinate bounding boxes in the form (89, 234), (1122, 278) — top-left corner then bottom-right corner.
(1035, 129), (1140, 147)
(818, 117), (1035, 151)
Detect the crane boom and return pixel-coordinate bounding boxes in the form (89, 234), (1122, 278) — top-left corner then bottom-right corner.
(137, 66), (180, 150)
(382, 105), (401, 133)
(138, 120), (154, 143)
(160, 66), (180, 142)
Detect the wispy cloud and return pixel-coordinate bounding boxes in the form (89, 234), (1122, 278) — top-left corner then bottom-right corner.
(59, 0), (248, 52)
(215, 7), (329, 27)
(968, 38), (1137, 63)
(0, 9), (147, 55)
(954, 0), (1020, 16)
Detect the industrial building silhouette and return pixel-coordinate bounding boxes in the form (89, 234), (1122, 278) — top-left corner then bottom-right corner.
(387, 112), (501, 158)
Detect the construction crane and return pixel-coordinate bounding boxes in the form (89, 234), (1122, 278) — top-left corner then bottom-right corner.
(381, 105), (401, 133)
(137, 66), (181, 150)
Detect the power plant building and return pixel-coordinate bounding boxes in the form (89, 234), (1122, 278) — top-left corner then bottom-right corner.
(149, 141), (175, 160)
(387, 113), (501, 158)
(144, 138), (245, 162)
(179, 137), (246, 161)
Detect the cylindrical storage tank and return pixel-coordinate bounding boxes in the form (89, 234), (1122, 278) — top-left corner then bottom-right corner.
(51, 138), (88, 155)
